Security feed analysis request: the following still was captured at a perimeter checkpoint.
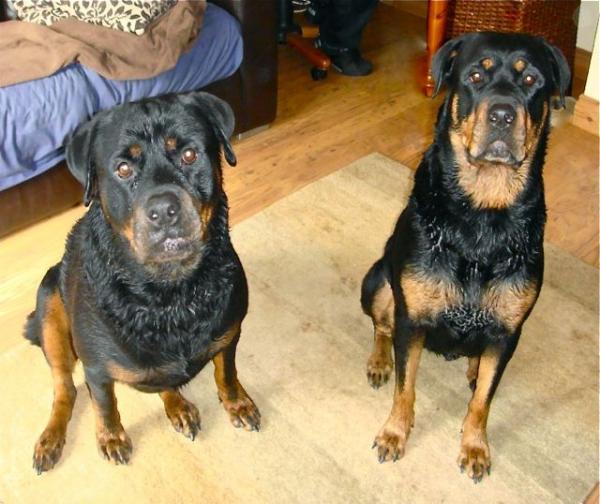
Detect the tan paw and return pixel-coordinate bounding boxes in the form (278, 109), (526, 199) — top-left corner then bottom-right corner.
(221, 393), (261, 432)
(372, 417), (412, 463)
(457, 438), (491, 483)
(33, 427), (66, 474)
(97, 428), (132, 465)
(165, 398), (201, 441)
(367, 352), (393, 389)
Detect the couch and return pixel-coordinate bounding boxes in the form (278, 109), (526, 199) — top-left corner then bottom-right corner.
(0, 0), (278, 238)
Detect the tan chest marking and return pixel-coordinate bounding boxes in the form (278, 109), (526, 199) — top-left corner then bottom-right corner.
(400, 270), (462, 321)
(401, 267), (538, 333)
(481, 280), (538, 332)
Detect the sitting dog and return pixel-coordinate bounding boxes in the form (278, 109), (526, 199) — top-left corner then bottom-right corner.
(26, 92), (260, 473)
(361, 33), (570, 481)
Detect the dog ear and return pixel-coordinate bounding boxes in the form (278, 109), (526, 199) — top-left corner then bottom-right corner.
(543, 41), (571, 108)
(65, 118), (97, 207)
(184, 91), (237, 167)
(431, 35), (468, 97)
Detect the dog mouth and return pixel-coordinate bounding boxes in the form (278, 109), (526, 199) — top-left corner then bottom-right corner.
(473, 140), (520, 166)
(156, 237), (194, 260)
(148, 235), (200, 263)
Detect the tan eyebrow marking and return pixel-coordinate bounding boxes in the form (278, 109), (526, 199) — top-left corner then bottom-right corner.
(514, 59), (527, 72)
(129, 144), (142, 157)
(481, 58), (494, 70)
(165, 137), (177, 151)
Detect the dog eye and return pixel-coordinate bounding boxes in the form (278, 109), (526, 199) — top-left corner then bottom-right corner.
(469, 72), (483, 84)
(181, 148), (198, 165)
(523, 74), (537, 86)
(116, 162), (133, 179)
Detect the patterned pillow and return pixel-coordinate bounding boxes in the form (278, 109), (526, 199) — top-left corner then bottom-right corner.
(12, 0), (178, 35)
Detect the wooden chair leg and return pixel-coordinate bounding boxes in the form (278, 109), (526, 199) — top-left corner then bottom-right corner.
(287, 33), (331, 71)
(424, 0), (449, 97)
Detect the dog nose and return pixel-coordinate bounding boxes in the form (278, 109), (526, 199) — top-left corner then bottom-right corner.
(146, 192), (181, 227)
(488, 103), (516, 129)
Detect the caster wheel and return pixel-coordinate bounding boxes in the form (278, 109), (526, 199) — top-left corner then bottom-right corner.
(311, 67), (327, 80)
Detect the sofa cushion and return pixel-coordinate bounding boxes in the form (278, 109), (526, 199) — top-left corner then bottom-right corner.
(0, 3), (242, 192)
(12, 0), (177, 35)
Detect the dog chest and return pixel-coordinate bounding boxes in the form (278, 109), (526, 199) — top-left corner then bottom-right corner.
(399, 267), (538, 334)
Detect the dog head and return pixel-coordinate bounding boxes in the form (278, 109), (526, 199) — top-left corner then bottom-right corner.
(65, 91), (237, 279)
(432, 33), (570, 208)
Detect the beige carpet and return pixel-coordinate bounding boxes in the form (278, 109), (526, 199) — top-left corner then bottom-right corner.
(1, 153), (598, 503)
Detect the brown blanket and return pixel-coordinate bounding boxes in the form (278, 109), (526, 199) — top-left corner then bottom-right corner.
(0, 1), (206, 88)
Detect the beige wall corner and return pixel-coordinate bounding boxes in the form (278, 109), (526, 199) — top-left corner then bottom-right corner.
(572, 16), (599, 135)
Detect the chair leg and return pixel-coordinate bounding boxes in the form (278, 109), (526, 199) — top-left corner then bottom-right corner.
(424, 0), (449, 96)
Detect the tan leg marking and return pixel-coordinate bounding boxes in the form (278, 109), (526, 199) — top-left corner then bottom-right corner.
(213, 324), (261, 432)
(466, 356), (480, 392)
(159, 389), (201, 440)
(33, 292), (77, 474)
(373, 333), (424, 462)
(458, 351), (498, 481)
(367, 281), (394, 388)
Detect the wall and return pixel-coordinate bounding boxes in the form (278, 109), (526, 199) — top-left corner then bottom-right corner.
(577, 0), (600, 51)
(584, 24), (599, 100)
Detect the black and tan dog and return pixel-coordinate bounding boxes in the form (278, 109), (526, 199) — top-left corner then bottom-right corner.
(26, 92), (260, 473)
(361, 33), (570, 481)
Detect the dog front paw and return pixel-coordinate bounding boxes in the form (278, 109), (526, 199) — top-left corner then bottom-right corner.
(457, 437), (491, 483)
(220, 393), (261, 432)
(372, 417), (412, 463)
(165, 398), (201, 441)
(97, 428), (132, 465)
(33, 427), (66, 474)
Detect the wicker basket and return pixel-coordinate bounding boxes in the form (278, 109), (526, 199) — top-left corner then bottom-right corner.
(446, 0), (580, 77)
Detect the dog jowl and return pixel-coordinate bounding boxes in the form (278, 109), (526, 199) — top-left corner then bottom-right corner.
(25, 92), (260, 473)
(361, 33), (569, 481)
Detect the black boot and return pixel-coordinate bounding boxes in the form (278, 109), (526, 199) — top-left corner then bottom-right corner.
(316, 39), (373, 76)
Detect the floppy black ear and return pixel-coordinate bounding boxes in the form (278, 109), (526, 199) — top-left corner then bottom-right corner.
(183, 91), (237, 167)
(431, 35), (467, 97)
(65, 118), (97, 207)
(544, 42), (571, 108)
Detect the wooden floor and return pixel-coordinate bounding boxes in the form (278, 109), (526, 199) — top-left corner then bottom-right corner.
(0, 4), (598, 354)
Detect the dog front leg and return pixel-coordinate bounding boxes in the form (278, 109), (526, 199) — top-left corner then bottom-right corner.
(86, 375), (132, 465)
(373, 321), (424, 463)
(212, 326), (261, 432)
(458, 334), (519, 482)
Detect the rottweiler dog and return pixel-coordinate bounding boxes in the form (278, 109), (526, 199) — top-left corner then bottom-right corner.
(26, 92), (260, 473)
(361, 33), (570, 481)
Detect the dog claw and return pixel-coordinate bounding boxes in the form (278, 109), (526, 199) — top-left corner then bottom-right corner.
(97, 429), (132, 465)
(378, 448), (389, 463)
